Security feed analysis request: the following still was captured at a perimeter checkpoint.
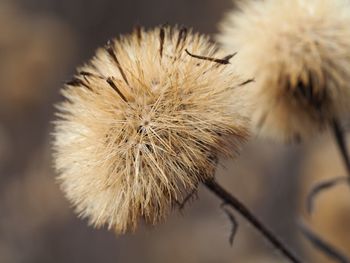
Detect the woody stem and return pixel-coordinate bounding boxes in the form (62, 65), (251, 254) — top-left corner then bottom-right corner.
(204, 179), (302, 263)
(332, 119), (350, 177)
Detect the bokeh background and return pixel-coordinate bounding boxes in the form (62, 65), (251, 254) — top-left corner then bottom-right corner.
(1, 0), (350, 262)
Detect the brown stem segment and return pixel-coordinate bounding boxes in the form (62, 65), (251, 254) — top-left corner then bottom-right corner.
(302, 120), (350, 262)
(333, 119), (350, 176)
(299, 220), (350, 263)
(204, 179), (302, 263)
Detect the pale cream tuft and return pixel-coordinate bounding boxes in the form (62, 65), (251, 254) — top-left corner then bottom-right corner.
(218, 0), (350, 142)
(53, 26), (248, 233)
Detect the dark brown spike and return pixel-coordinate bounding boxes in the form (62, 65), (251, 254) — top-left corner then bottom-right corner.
(176, 27), (188, 50)
(106, 78), (128, 102)
(238, 78), (255, 86)
(106, 41), (129, 85)
(134, 25), (142, 44)
(222, 53), (237, 62)
(79, 71), (103, 79)
(185, 49), (231, 65)
(65, 78), (82, 87)
(159, 27), (165, 58)
(79, 71), (93, 76)
(66, 78), (91, 90)
(212, 52), (238, 68)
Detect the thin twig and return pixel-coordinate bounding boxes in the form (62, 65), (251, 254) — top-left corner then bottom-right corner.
(204, 179), (302, 263)
(221, 203), (238, 246)
(185, 49), (235, 65)
(175, 187), (198, 210)
(307, 176), (348, 215)
(333, 119), (350, 175)
(307, 121), (350, 209)
(299, 220), (350, 263)
(301, 119), (350, 262)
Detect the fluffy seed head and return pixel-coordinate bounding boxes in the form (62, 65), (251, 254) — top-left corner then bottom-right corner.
(218, 0), (350, 142)
(53, 26), (248, 233)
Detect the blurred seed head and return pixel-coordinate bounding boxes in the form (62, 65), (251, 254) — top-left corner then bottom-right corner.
(218, 0), (350, 142)
(53, 26), (248, 233)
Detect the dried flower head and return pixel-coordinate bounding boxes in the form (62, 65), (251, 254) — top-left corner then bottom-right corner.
(53, 26), (248, 233)
(218, 0), (350, 142)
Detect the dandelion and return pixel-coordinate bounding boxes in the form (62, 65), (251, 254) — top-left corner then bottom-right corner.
(218, 0), (350, 142)
(53, 26), (248, 233)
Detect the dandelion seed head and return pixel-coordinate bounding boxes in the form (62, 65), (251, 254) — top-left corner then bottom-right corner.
(218, 0), (350, 142)
(53, 26), (248, 233)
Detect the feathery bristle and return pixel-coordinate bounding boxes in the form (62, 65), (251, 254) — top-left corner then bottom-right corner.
(218, 0), (350, 142)
(53, 26), (248, 233)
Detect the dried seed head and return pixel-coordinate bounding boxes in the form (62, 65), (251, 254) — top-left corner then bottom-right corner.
(218, 0), (350, 142)
(53, 26), (248, 233)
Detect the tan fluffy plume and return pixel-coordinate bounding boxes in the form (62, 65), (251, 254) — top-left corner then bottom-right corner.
(53, 26), (248, 233)
(218, 0), (350, 142)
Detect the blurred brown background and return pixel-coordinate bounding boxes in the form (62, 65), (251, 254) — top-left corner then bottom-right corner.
(1, 0), (349, 262)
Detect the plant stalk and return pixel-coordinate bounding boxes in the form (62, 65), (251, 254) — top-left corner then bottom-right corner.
(204, 179), (302, 263)
(333, 120), (350, 177)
